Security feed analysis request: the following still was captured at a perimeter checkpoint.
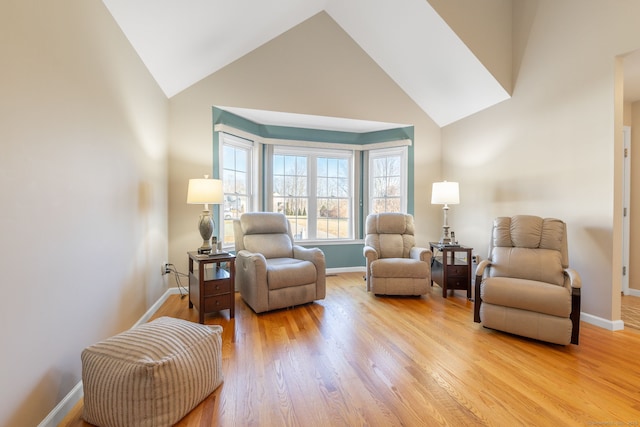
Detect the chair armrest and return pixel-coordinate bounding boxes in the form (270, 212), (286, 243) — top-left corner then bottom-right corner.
(293, 245), (326, 299)
(475, 259), (491, 278)
(564, 268), (582, 289)
(235, 250), (269, 313)
(235, 250), (267, 266)
(410, 247), (432, 263)
(473, 259), (492, 323)
(293, 245), (325, 270)
(363, 245), (378, 261)
(362, 245), (379, 291)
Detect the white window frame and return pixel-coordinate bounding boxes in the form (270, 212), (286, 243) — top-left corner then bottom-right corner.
(271, 145), (354, 242)
(367, 146), (408, 214)
(219, 133), (259, 248)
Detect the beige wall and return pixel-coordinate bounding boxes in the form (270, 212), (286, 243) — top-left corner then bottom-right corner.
(441, 0), (640, 322)
(0, 1), (169, 425)
(168, 12), (443, 276)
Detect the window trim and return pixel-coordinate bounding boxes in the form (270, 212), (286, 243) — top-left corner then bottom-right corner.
(271, 145), (355, 242)
(218, 132), (260, 248)
(366, 146), (408, 215)
(215, 123), (411, 245)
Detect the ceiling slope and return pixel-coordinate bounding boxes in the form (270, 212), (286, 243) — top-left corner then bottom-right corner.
(102, 0), (511, 127)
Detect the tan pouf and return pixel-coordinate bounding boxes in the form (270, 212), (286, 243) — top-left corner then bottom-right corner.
(81, 316), (223, 427)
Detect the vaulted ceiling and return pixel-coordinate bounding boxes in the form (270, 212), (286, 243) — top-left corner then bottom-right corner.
(102, 0), (515, 128)
(102, 0), (640, 129)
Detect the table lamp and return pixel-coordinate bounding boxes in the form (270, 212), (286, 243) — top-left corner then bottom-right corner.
(431, 181), (459, 244)
(187, 175), (223, 254)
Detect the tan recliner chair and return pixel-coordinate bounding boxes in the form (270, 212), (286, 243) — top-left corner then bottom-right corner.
(233, 212), (326, 313)
(363, 213), (431, 296)
(474, 215), (581, 345)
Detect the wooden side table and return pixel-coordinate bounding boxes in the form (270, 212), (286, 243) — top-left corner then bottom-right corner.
(188, 252), (235, 323)
(429, 242), (473, 300)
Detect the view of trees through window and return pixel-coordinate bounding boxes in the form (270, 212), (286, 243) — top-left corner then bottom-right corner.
(370, 150), (403, 213)
(316, 156), (350, 239)
(222, 140), (251, 245)
(273, 150), (352, 240)
(219, 131), (408, 246)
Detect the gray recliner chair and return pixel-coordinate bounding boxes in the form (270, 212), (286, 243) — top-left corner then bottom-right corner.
(233, 212), (326, 313)
(363, 213), (431, 296)
(474, 215), (581, 345)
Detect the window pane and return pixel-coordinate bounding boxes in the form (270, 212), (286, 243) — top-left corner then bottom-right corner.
(235, 150), (247, 172)
(317, 158), (327, 176)
(273, 176), (284, 195)
(274, 150), (351, 240)
(285, 156), (296, 174)
(296, 176), (307, 196)
(373, 177), (386, 197)
(370, 150), (404, 214)
(337, 177), (349, 198)
(274, 155), (284, 175)
(387, 157), (400, 175)
(386, 176), (400, 196)
(338, 158), (348, 178)
(222, 138), (253, 246)
(317, 176), (328, 197)
(297, 156), (307, 175)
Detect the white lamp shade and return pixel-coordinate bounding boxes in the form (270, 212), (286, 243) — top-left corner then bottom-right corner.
(431, 181), (460, 205)
(187, 177), (223, 204)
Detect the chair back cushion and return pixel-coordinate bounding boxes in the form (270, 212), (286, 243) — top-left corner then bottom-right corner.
(234, 212), (294, 259)
(365, 213), (416, 258)
(488, 215), (567, 286)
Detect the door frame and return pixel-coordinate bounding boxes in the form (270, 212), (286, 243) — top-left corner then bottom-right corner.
(623, 125), (631, 295)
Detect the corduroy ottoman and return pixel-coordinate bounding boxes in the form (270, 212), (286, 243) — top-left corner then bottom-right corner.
(81, 316), (223, 427)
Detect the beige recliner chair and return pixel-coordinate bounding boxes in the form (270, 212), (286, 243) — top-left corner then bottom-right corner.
(363, 213), (431, 296)
(474, 215), (581, 345)
(233, 212), (326, 313)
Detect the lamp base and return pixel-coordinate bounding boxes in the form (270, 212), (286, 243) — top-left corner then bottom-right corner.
(196, 209), (215, 255)
(439, 224), (452, 245)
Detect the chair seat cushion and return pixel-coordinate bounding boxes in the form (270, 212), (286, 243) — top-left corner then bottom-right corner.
(267, 258), (317, 290)
(481, 277), (571, 317)
(371, 258), (429, 279)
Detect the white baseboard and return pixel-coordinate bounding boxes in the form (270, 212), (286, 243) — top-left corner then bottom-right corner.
(580, 312), (625, 331)
(327, 266), (365, 274)
(626, 288), (640, 297)
(132, 287), (182, 328)
(38, 286), (182, 427)
(37, 381), (84, 427)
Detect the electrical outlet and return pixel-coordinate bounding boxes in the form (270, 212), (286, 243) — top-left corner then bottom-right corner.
(161, 262), (170, 275)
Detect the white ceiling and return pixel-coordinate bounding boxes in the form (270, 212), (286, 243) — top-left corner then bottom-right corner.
(101, 0), (512, 128)
(219, 106), (410, 133)
(101, 0), (640, 130)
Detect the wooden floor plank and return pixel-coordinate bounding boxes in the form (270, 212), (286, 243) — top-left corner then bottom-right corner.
(60, 272), (640, 426)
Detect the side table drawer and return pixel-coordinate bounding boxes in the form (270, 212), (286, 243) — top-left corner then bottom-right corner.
(447, 265), (468, 277)
(204, 279), (231, 297)
(204, 293), (231, 312)
(447, 277), (469, 290)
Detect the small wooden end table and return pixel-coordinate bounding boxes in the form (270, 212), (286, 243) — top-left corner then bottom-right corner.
(429, 242), (473, 300)
(188, 251), (235, 323)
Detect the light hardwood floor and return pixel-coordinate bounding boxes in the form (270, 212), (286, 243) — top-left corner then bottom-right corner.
(61, 272), (640, 426)
(621, 294), (640, 330)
